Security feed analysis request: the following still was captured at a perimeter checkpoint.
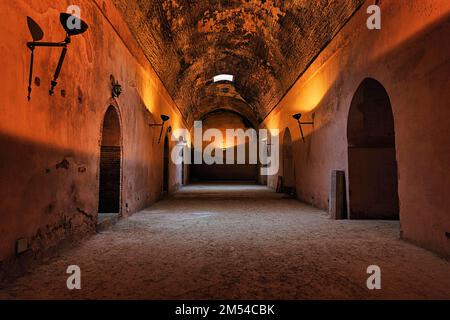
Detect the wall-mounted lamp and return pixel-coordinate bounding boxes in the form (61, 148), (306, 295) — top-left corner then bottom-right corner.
(111, 75), (122, 98)
(26, 13), (89, 101)
(149, 114), (170, 143)
(293, 113), (314, 142)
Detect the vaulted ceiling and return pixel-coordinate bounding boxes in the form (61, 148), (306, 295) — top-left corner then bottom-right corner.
(112, 0), (365, 125)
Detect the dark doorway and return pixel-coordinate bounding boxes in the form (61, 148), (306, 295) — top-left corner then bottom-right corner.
(259, 127), (269, 186)
(282, 128), (295, 193)
(98, 106), (121, 215)
(347, 78), (399, 220)
(181, 147), (185, 185)
(163, 133), (169, 193)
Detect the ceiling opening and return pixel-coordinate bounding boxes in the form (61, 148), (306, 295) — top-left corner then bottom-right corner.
(213, 74), (234, 83)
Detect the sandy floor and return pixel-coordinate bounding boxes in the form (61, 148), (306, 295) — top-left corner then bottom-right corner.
(0, 183), (449, 300)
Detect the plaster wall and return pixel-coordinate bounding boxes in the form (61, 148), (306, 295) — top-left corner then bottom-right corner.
(0, 0), (186, 267)
(191, 112), (258, 181)
(263, 0), (450, 256)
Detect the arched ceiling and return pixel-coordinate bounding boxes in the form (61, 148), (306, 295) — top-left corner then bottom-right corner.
(112, 0), (365, 125)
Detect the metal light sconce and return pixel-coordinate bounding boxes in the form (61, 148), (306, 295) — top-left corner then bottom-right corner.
(149, 114), (170, 143)
(293, 113), (314, 142)
(110, 75), (122, 98)
(26, 13), (89, 101)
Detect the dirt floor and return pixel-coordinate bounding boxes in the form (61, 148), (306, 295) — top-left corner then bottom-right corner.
(0, 183), (449, 300)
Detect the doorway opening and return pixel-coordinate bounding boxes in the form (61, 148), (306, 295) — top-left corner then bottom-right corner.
(347, 78), (399, 220)
(98, 106), (122, 222)
(163, 133), (170, 194)
(181, 147), (185, 186)
(281, 128), (295, 196)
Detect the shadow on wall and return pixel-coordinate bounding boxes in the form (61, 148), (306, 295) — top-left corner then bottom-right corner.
(0, 127), (160, 262)
(0, 131), (97, 264)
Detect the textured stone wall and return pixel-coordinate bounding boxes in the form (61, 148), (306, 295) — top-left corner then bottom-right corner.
(0, 0), (186, 271)
(263, 0), (450, 257)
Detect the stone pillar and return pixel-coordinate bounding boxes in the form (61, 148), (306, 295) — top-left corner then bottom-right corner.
(329, 170), (346, 220)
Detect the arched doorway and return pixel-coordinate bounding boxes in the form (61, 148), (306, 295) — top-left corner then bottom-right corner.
(282, 128), (295, 194)
(163, 132), (170, 193)
(347, 78), (399, 220)
(258, 126), (270, 186)
(181, 147), (185, 185)
(98, 106), (122, 216)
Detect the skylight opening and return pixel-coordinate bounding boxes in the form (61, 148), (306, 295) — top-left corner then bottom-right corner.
(213, 74), (234, 83)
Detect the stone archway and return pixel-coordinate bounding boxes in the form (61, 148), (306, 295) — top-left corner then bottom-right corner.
(98, 105), (122, 216)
